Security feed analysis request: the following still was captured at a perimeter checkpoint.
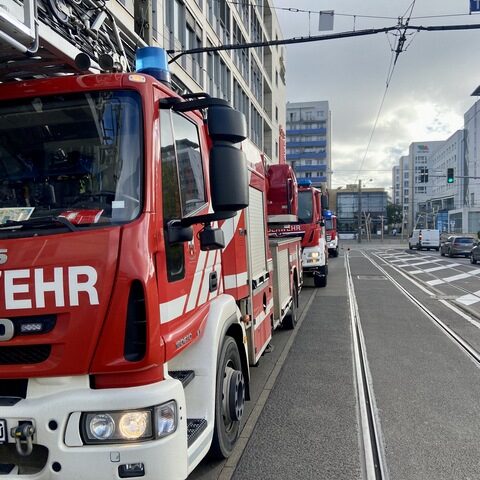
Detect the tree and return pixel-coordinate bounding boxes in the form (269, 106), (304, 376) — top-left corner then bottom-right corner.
(386, 202), (402, 227)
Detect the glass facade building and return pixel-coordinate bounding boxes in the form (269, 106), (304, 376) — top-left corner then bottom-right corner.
(336, 190), (388, 234)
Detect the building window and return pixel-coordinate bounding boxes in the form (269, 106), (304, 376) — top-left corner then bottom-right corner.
(250, 58), (262, 104)
(251, 105), (262, 147)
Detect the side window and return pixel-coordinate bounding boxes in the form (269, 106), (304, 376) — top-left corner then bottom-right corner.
(171, 112), (206, 216)
(160, 110), (184, 282)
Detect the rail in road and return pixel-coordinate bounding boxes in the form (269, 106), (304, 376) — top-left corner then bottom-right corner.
(193, 246), (480, 480)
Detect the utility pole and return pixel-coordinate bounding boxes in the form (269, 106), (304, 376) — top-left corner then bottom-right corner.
(357, 179), (362, 243)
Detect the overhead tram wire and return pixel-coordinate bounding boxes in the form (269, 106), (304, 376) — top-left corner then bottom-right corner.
(225, 1), (480, 22)
(166, 20), (480, 63)
(354, 0), (417, 185)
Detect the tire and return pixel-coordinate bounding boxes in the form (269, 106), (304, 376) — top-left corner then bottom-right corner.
(283, 287), (298, 330)
(472, 255), (477, 265)
(436, 247), (440, 252)
(333, 248), (339, 258)
(210, 336), (245, 459)
(409, 244), (413, 250)
(448, 249), (454, 258)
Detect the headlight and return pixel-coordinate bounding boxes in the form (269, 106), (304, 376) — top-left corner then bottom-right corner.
(310, 252), (320, 259)
(82, 402), (177, 444)
(89, 414), (115, 440)
(118, 411), (149, 440)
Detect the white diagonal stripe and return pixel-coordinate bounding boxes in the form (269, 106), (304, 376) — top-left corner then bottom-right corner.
(456, 290), (480, 306)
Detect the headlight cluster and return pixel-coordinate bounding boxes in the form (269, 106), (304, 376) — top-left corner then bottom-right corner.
(310, 251), (320, 259)
(81, 400), (177, 444)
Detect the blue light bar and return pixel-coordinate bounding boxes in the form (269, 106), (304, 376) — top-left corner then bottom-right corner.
(297, 178), (312, 187)
(323, 210), (332, 218)
(135, 47), (171, 85)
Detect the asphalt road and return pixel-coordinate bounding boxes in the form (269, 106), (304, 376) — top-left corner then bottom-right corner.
(191, 244), (480, 479)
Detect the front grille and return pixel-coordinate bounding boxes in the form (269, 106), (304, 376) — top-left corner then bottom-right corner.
(0, 345), (51, 365)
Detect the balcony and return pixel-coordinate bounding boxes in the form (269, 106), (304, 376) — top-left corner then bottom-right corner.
(286, 140), (326, 148)
(286, 128), (327, 135)
(293, 164), (328, 172)
(287, 152), (326, 160)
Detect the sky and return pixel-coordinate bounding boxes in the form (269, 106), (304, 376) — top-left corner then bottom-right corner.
(272, 0), (480, 191)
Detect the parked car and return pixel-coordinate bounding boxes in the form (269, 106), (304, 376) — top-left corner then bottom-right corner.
(440, 236), (476, 257)
(471, 241), (480, 264)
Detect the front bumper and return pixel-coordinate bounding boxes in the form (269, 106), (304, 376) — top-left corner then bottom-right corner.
(0, 376), (188, 479)
(302, 264), (327, 278)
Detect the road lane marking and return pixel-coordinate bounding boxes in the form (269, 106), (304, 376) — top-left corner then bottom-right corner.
(426, 270), (480, 286)
(412, 263), (461, 274)
(456, 290), (480, 306)
(366, 252), (480, 365)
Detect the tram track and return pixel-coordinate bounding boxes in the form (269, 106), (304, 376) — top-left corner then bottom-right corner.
(373, 249), (480, 303)
(363, 251), (480, 367)
(345, 252), (388, 480)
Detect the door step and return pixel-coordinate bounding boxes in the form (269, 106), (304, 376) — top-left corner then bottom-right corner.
(169, 370), (195, 388)
(187, 418), (207, 447)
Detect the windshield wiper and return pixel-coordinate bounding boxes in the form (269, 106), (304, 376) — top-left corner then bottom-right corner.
(0, 216), (78, 232)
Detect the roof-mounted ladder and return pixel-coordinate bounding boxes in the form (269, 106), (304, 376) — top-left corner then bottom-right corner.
(0, 0), (146, 81)
(0, 0), (38, 56)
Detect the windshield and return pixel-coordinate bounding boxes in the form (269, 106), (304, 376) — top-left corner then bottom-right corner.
(0, 90), (142, 234)
(324, 219), (334, 230)
(455, 238), (474, 244)
(298, 191), (313, 223)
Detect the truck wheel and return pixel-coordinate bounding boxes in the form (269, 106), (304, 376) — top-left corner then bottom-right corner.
(333, 247), (339, 257)
(283, 287), (298, 330)
(210, 336), (245, 459)
(314, 274), (327, 288)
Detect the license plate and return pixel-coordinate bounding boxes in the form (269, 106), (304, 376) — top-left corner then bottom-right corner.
(0, 419), (6, 443)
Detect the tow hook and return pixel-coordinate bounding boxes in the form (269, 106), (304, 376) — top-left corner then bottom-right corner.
(11, 423), (35, 456)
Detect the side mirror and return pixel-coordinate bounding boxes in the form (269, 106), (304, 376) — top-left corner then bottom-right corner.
(208, 105), (247, 144)
(319, 221), (325, 227)
(166, 221), (193, 245)
(210, 145), (248, 212)
(199, 225), (225, 251)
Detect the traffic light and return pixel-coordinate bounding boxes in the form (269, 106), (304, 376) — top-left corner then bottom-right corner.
(447, 168), (454, 183)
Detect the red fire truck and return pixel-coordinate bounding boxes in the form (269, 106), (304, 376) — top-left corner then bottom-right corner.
(324, 210), (339, 257)
(0, 2), (302, 478)
(268, 178), (328, 288)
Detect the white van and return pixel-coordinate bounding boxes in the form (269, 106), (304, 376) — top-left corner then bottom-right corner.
(408, 229), (440, 251)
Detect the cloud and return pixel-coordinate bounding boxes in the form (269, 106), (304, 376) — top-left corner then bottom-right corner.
(273, 0), (480, 191)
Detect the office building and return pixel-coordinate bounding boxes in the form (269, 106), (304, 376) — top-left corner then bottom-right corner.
(285, 101), (331, 189)
(115, 0), (286, 162)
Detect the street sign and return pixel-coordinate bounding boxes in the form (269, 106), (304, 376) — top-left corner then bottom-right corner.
(470, 0), (480, 13)
(319, 11), (334, 31)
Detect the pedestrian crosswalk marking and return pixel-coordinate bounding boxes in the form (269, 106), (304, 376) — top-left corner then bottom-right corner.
(410, 263), (461, 274)
(426, 269), (480, 286)
(456, 290), (480, 306)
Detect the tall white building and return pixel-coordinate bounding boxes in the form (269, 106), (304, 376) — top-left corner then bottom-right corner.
(392, 156), (410, 231)
(285, 101), (332, 189)
(115, 0), (287, 162)
(392, 141), (443, 231)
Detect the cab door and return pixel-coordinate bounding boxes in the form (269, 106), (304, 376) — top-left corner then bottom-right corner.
(156, 108), (220, 360)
